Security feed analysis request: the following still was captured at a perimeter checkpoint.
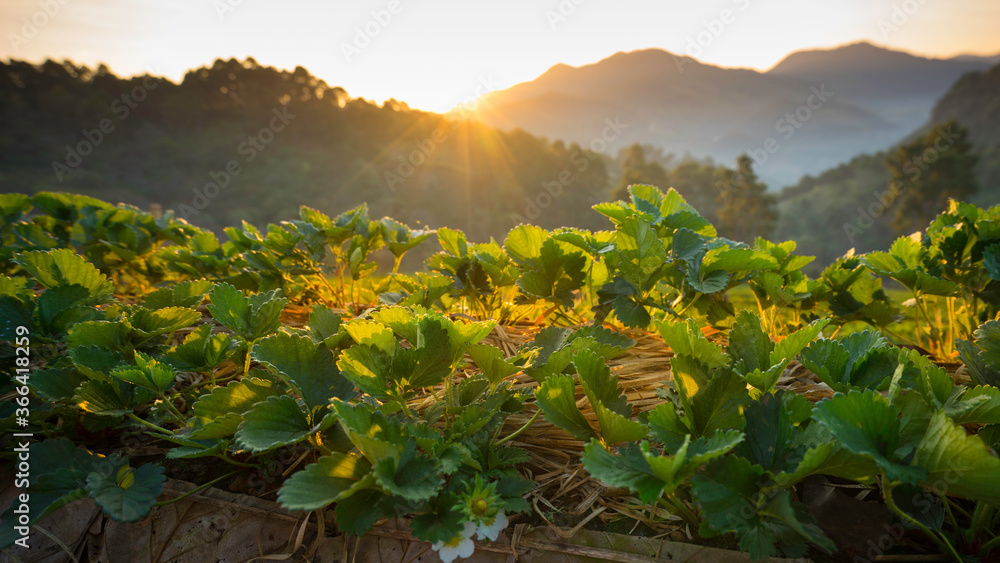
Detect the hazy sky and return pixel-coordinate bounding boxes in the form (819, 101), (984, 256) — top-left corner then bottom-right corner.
(3, 0), (999, 112)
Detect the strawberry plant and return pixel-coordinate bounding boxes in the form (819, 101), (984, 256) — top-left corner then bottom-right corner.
(2, 190), (999, 562)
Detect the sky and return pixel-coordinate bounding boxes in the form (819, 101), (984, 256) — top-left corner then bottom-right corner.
(3, 0), (999, 113)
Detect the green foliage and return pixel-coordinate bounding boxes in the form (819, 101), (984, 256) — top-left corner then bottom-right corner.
(206, 283), (286, 342)
(956, 320), (1000, 387)
(4, 189), (1000, 560)
(884, 121), (979, 234)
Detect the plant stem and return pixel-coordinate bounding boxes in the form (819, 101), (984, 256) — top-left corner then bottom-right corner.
(881, 478), (963, 562)
(969, 502), (995, 539)
(938, 492), (959, 534)
(159, 394), (186, 422)
(495, 408), (541, 446)
(217, 453), (259, 468)
(656, 493), (700, 529)
(155, 470), (240, 506)
(127, 413), (174, 436)
(243, 338), (255, 376)
(980, 534), (1000, 556)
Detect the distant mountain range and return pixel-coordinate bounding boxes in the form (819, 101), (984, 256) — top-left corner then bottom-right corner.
(775, 58), (1000, 268)
(473, 42), (999, 187)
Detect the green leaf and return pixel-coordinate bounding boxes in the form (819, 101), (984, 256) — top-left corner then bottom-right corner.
(574, 348), (630, 417)
(771, 319), (829, 365)
(728, 310), (772, 375)
(371, 441), (443, 502)
(657, 318), (728, 369)
(252, 332), (353, 414)
(68, 345), (125, 381)
(110, 353), (177, 394)
(670, 228), (706, 262)
(504, 224), (547, 264)
(647, 402), (690, 451)
(812, 391), (926, 484)
(29, 367), (88, 402)
(437, 227), (469, 257)
(700, 248), (777, 275)
(800, 330), (896, 392)
(677, 363), (748, 439)
(307, 304), (344, 347)
(692, 456), (833, 559)
(337, 343), (391, 398)
(737, 392), (794, 472)
(535, 375), (596, 441)
(343, 319), (397, 352)
(36, 284), (100, 336)
(645, 432), (743, 497)
(913, 411), (1000, 504)
(278, 453), (374, 511)
(143, 280), (214, 309)
(207, 283), (286, 340)
(74, 380), (153, 417)
(206, 282), (250, 335)
(334, 489), (388, 536)
(163, 324), (237, 372)
(86, 462), (166, 523)
(189, 377), (280, 438)
(409, 493), (466, 544)
(467, 344), (520, 388)
(948, 385), (1000, 425)
(592, 400), (648, 444)
(956, 320), (1000, 387)
(14, 248), (114, 303)
(581, 441), (664, 502)
(67, 321), (130, 353)
(613, 294), (651, 328)
(379, 217), (433, 258)
(128, 306), (201, 342)
(616, 216), (666, 278)
(519, 325), (632, 383)
(235, 395), (313, 453)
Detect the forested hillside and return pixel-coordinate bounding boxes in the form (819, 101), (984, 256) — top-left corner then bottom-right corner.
(775, 62), (1000, 267)
(924, 61), (1000, 188)
(0, 59), (612, 251)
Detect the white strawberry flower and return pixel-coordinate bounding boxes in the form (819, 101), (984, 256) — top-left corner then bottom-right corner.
(431, 521), (476, 563)
(474, 509), (508, 541)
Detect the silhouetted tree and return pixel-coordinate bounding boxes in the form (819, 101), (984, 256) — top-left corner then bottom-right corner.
(612, 143), (669, 200)
(715, 155), (777, 241)
(884, 120), (979, 234)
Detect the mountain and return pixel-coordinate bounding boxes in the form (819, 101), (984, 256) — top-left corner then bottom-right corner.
(768, 41), (996, 135)
(0, 59), (613, 253)
(921, 60), (1000, 192)
(774, 60), (1000, 271)
(474, 44), (998, 188)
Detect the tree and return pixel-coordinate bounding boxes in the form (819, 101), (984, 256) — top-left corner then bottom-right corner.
(612, 143), (669, 200)
(884, 120), (979, 234)
(715, 155), (777, 242)
(665, 157), (725, 222)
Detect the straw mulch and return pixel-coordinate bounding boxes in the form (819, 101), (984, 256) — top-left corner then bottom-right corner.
(167, 303), (968, 543)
